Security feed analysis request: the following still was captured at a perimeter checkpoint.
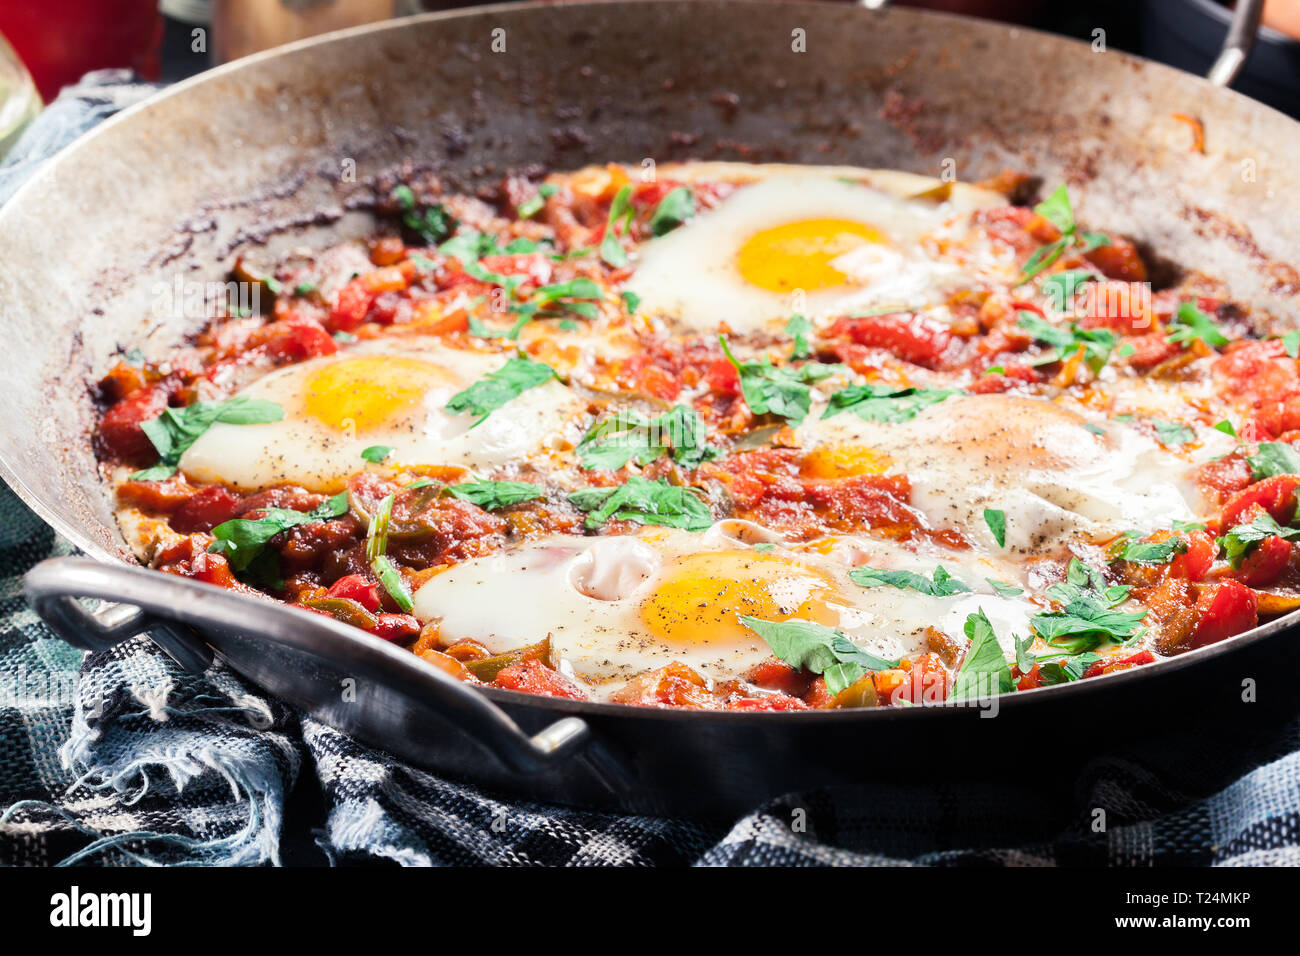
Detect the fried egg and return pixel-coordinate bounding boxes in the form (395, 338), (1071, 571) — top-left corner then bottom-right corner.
(411, 523), (1037, 695)
(796, 392), (1227, 554)
(180, 339), (584, 492)
(624, 168), (1008, 333)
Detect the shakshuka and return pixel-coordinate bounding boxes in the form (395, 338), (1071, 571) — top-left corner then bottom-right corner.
(92, 162), (1300, 710)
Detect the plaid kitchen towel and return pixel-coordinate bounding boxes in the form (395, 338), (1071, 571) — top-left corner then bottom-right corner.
(3, 73), (1300, 867)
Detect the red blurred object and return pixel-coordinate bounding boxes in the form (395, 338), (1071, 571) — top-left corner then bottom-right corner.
(0, 1), (162, 102)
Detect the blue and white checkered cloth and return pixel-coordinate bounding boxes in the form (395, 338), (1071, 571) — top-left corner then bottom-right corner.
(3, 73), (1300, 866)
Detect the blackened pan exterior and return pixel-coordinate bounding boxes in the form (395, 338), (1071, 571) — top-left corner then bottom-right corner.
(2, 1), (1300, 814)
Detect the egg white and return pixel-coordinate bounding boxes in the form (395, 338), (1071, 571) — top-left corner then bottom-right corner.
(797, 391), (1216, 555)
(410, 523), (1039, 696)
(624, 169), (1008, 334)
(179, 338), (585, 492)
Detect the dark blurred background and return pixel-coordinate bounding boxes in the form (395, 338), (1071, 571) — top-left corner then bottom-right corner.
(2, 1), (1300, 159)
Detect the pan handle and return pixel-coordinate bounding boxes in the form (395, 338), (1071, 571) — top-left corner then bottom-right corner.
(1208, 0), (1264, 88)
(23, 557), (590, 775)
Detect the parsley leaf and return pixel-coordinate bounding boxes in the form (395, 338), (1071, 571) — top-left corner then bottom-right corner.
(737, 616), (899, 697)
(821, 382), (956, 423)
(1017, 312), (1116, 372)
(1248, 441), (1300, 479)
(445, 479), (543, 509)
(950, 610), (1015, 701)
(849, 564), (971, 597)
(568, 475), (712, 531)
(600, 185), (635, 267)
(1038, 651), (1101, 685)
(1113, 537), (1188, 564)
(984, 508), (1007, 547)
(1167, 300), (1229, 349)
(361, 445), (393, 463)
(786, 314), (813, 359)
(131, 397), (284, 481)
(720, 335), (841, 425)
(1039, 269), (1095, 311)
(393, 184), (453, 246)
(1030, 559), (1146, 653)
(576, 405), (717, 471)
(517, 182), (558, 219)
(1151, 418), (1195, 446)
(648, 187), (695, 236)
(621, 290), (641, 313)
(209, 492), (348, 573)
(1284, 330), (1300, 360)
(445, 356), (559, 426)
(1217, 513), (1300, 569)
(1016, 185), (1111, 285)
(987, 578), (1024, 597)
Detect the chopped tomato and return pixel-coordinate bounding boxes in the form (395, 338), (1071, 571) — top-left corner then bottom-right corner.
(893, 653), (950, 705)
(256, 315), (338, 362)
(1014, 664), (1042, 691)
(727, 694), (808, 712)
(1081, 649), (1156, 679)
(170, 485), (242, 534)
(493, 658), (588, 700)
(705, 357), (740, 396)
(1237, 535), (1292, 587)
(326, 573), (381, 613)
(329, 278), (375, 332)
(825, 312), (953, 369)
(479, 253), (552, 288)
(360, 265), (409, 295)
(1218, 474), (1300, 529)
(1169, 530), (1216, 582)
(1083, 238), (1148, 283)
(1078, 280), (1154, 333)
(1189, 580), (1258, 649)
(96, 383), (172, 463)
(746, 658), (813, 698)
(372, 613), (421, 643)
(1123, 331), (1182, 372)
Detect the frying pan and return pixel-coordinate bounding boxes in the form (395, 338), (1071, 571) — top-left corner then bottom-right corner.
(3, 0), (1299, 818)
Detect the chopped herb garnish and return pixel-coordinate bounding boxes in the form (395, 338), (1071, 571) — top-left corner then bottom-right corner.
(445, 479), (544, 509)
(1038, 652), (1101, 685)
(445, 356), (559, 426)
(576, 405), (717, 471)
(1017, 185), (1111, 285)
(1151, 418), (1195, 446)
(1218, 513), (1300, 569)
(949, 610), (1015, 700)
(1030, 559), (1146, 653)
(738, 616), (900, 697)
(621, 290), (641, 313)
(1017, 312), (1116, 373)
(1284, 331), (1300, 360)
(599, 185), (635, 268)
(1039, 269), (1095, 311)
(821, 382), (957, 423)
(293, 281), (317, 296)
(849, 564), (971, 597)
(361, 445), (393, 463)
(1214, 420), (1238, 438)
(786, 314), (813, 359)
(1247, 441), (1300, 479)
(130, 397), (284, 481)
(209, 492), (348, 573)
(984, 508), (1007, 547)
(988, 578), (1024, 597)
(568, 475), (712, 531)
(1113, 537), (1188, 565)
(720, 335), (842, 425)
(393, 184), (453, 246)
(647, 186), (695, 236)
(1167, 301), (1229, 349)
(517, 182), (558, 219)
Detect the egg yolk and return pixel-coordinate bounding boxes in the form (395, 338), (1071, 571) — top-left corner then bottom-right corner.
(800, 442), (893, 479)
(736, 218), (884, 292)
(640, 552), (842, 646)
(303, 355), (454, 431)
